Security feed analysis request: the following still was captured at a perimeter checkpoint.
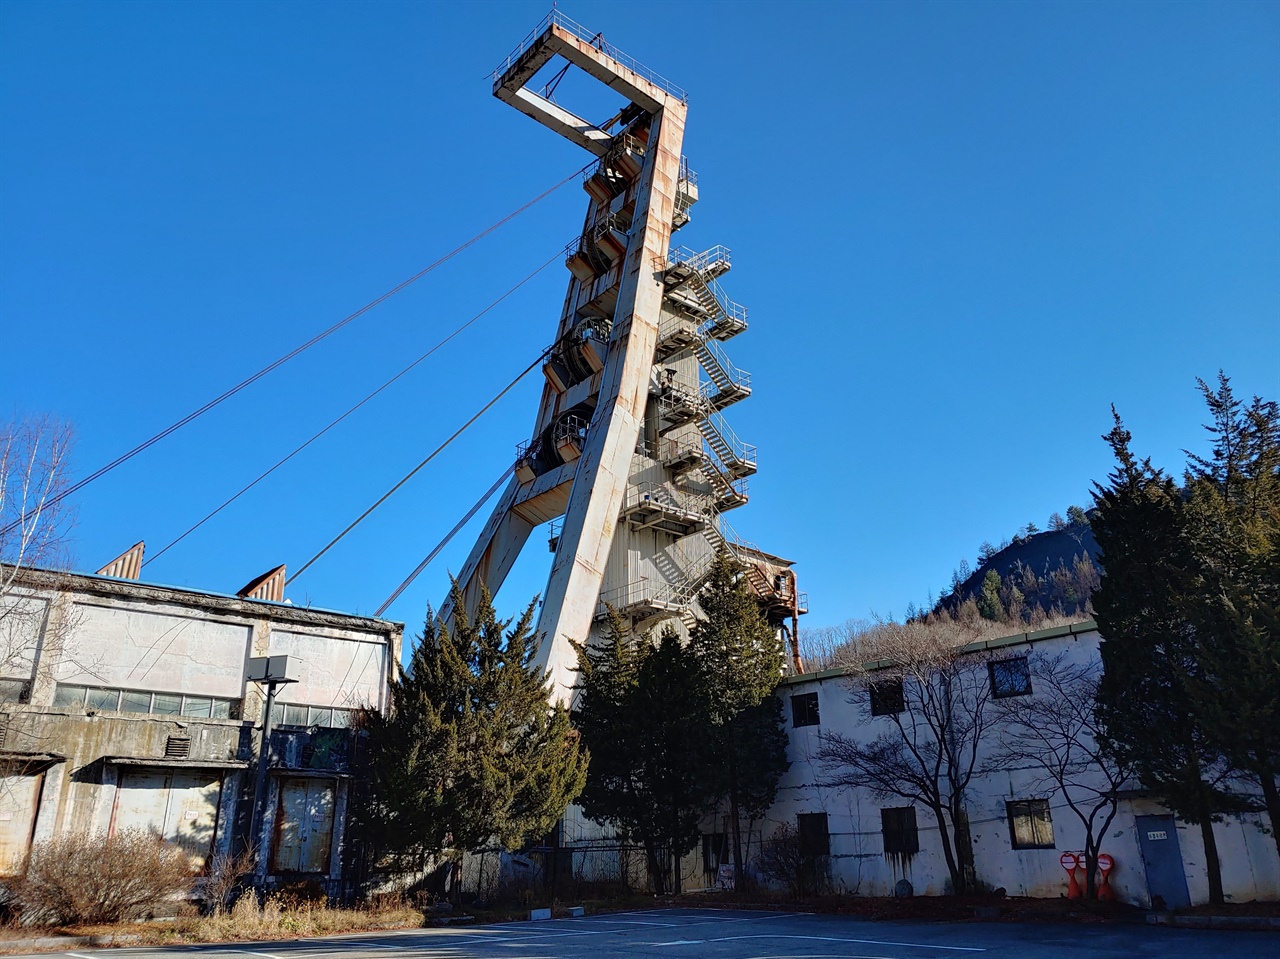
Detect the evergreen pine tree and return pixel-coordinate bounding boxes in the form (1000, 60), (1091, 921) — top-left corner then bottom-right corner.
(690, 550), (790, 889)
(362, 583), (587, 902)
(977, 569), (1003, 620)
(573, 614), (714, 893)
(1091, 409), (1230, 903)
(1179, 376), (1280, 863)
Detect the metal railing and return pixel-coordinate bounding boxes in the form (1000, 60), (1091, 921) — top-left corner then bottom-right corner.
(667, 245), (731, 273)
(493, 9), (689, 103)
(622, 481), (711, 518)
(679, 156), (698, 189)
(700, 277), (749, 331)
(703, 411), (757, 469)
(553, 415), (590, 447)
(645, 433), (705, 466)
(697, 337), (751, 394)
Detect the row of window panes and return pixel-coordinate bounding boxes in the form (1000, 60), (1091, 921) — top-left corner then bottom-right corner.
(789, 657), (1037, 728)
(269, 702), (352, 729)
(52, 683), (238, 719)
(877, 800), (1054, 853)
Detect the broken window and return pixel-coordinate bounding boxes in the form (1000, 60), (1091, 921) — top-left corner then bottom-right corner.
(869, 679), (905, 716)
(86, 687), (120, 711)
(52, 684), (87, 708)
(881, 806), (919, 854)
(796, 812), (830, 858)
(790, 692), (820, 728)
(989, 657), (1033, 698)
(1007, 799), (1055, 849)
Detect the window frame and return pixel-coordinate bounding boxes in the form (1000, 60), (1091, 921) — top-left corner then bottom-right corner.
(796, 812), (830, 859)
(869, 678), (906, 716)
(989, 656), (1033, 699)
(50, 683), (239, 719)
(880, 806), (919, 855)
(1007, 798), (1055, 849)
(790, 692), (820, 728)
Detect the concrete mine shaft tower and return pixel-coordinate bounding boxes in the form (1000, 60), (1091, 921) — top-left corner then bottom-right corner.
(442, 11), (805, 698)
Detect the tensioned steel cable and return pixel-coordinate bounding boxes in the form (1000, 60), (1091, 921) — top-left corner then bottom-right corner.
(0, 163), (589, 538)
(374, 466), (513, 617)
(144, 251), (562, 568)
(286, 352), (546, 586)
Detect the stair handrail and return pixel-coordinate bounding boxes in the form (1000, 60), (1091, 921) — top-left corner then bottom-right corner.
(703, 411), (757, 469)
(696, 336), (751, 394)
(698, 276), (748, 331)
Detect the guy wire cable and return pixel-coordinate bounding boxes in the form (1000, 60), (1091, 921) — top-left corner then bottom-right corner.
(144, 251), (563, 567)
(286, 351), (547, 586)
(1, 162), (590, 538)
(374, 466), (513, 617)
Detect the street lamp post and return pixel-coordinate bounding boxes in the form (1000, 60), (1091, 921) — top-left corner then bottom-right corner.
(246, 655), (298, 886)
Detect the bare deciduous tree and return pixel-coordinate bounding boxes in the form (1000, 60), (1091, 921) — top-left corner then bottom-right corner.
(987, 651), (1132, 898)
(0, 416), (79, 727)
(817, 620), (996, 895)
(1, 415), (75, 578)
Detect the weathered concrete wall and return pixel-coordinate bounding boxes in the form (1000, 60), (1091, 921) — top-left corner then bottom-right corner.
(0, 565), (401, 893)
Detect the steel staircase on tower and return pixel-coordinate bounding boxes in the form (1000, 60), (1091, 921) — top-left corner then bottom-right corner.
(697, 411), (757, 479)
(695, 335), (750, 409)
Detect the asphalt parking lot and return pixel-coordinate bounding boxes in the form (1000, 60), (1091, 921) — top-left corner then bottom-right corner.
(20, 908), (1280, 959)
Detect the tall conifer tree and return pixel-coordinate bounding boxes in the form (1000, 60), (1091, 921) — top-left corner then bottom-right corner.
(361, 583), (587, 902)
(691, 550), (789, 889)
(573, 614), (714, 893)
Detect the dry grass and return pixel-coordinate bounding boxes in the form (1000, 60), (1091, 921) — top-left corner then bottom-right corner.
(0, 895), (422, 950)
(130, 894), (422, 944)
(800, 610), (1091, 673)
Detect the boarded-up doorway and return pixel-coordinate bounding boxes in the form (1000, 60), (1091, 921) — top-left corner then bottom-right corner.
(111, 768), (223, 868)
(0, 773), (43, 875)
(270, 777), (335, 874)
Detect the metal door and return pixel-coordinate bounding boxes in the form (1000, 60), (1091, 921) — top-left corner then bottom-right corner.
(271, 778), (335, 874)
(163, 772), (222, 868)
(1135, 814), (1191, 909)
(112, 769), (171, 836)
(0, 773), (43, 875)
(113, 769), (222, 867)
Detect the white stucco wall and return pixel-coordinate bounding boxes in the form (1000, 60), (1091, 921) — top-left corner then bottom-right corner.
(768, 627), (1280, 905)
(267, 628), (389, 712)
(56, 599), (252, 698)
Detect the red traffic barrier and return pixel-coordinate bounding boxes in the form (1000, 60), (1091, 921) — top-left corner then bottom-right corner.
(1097, 853), (1115, 901)
(1061, 851), (1081, 899)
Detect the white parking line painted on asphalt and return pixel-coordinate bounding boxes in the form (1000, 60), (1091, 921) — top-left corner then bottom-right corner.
(649, 934), (985, 952)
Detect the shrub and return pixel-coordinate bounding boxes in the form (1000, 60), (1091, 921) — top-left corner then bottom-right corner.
(14, 829), (194, 924)
(203, 850), (255, 915)
(755, 822), (804, 896)
(754, 822), (829, 898)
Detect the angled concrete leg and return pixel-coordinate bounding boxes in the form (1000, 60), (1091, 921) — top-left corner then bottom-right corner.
(438, 477), (535, 628)
(533, 107), (686, 700)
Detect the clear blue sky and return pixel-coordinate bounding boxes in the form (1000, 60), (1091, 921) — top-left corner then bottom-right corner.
(2, 0), (1277, 638)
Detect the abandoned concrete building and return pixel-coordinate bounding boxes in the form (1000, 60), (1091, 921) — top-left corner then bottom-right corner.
(766, 621), (1280, 908)
(0, 547), (402, 895)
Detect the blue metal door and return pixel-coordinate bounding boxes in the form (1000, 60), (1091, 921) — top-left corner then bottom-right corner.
(1135, 814), (1191, 909)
